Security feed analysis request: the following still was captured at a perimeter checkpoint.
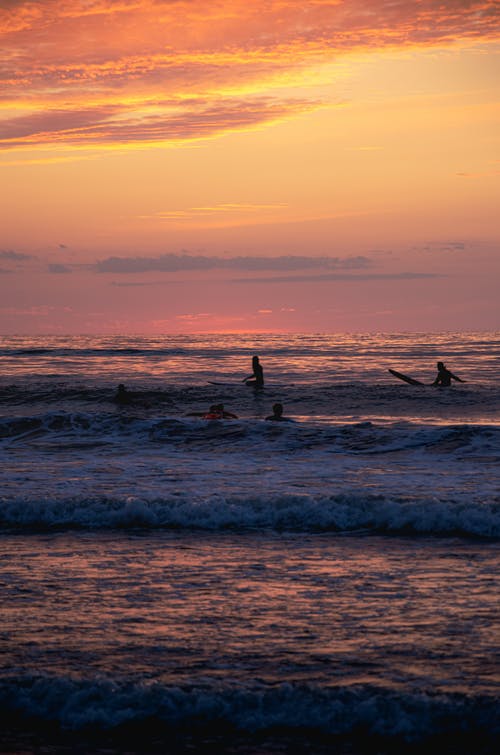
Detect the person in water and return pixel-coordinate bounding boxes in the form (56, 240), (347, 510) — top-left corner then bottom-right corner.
(433, 362), (465, 387)
(265, 402), (290, 421)
(244, 355), (264, 388)
(113, 383), (132, 405)
(186, 404), (238, 419)
(213, 403), (238, 419)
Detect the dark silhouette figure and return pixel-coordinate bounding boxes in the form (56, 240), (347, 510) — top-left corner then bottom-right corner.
(244, 355), (264, 388)
(433, 362), (465, 387)
(113, 383), (132, 405)
(186, 403), (238, 419)
(265, 402), (289, 421)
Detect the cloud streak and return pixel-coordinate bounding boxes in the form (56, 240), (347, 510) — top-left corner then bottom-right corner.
(143, 203), (289, 221)
(230, 272), (446, 283)
(1, 1), (498, 150)
(48, 263), (72, 274)
(0, 98), (318, 149)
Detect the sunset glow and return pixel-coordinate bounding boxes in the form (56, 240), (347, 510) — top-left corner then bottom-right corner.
(1, 0), (499, 333)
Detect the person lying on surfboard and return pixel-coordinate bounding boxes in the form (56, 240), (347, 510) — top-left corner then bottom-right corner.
(186, 404), (238, 420)
(212, 403), (238, 419)
(243, 355), (264, 388)
(432, 362), (465, 387)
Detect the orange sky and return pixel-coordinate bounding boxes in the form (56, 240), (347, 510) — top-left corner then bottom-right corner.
(1, 0), (499, 334)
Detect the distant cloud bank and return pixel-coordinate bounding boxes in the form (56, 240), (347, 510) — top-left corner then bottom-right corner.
(94, 254), (373, 274)
(0, 250), (34, 261)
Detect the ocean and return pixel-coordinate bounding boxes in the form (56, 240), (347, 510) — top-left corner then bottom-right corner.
(0, 332), (498, 754)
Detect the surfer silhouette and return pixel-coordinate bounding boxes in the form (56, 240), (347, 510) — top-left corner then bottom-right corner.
(186, 404), (238, 419)
(265, 402), (290, 421)
(244, 355), (264, 388)
(113, 383), (132, 405)
(213, 403), (238, 419)
(433, 362), (465, 387)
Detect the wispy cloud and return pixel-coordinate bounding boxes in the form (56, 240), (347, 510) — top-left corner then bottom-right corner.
(0, 98), (318, 149)
(409, 241), (467, 254)
(1, 1), (498, 151)
(109, 281), (176, 287)
(175, 313), (214, 322)
(142, 203), (289, 221)
(0, 305), (72, 316)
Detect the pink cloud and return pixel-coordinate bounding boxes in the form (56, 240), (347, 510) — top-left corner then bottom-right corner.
(1, 1), (498, 149)
(0, 97), (317, 148)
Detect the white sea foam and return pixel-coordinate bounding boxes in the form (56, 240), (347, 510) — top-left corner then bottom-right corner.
(1, 410), (497, 539)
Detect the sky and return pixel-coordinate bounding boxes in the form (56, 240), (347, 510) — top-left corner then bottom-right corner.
(0, 0), (499, 334)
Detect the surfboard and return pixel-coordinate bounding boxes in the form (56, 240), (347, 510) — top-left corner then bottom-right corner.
(207, 381), (244, 386)
(207, 381), (290, 387)
(388, 369), (425, 386)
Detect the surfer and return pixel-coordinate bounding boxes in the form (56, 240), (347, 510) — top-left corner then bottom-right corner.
(214, 403), (238, 419)
(265, 403), (290, 421)
(433, 362), (465, 387)
(113, 383), (132, 405)
(244, 355), (264, 388)
(186, 404), (238, 419)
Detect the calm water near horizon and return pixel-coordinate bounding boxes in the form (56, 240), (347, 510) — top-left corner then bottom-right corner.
(0, 332), (498, 753)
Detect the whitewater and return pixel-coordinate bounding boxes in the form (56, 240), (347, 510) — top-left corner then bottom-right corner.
(0, 332), (498, 753)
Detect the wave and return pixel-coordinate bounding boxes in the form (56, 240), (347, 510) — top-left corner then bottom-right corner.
(1, 381), (498, 422)
(0, 347), (189, 358)
(1, 491), (498, 538)
(1, 411), (499, 454)
(0, 386), (180, 407)
(0, 675), (497, 745)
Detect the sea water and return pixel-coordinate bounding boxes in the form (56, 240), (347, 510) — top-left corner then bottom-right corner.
(0, 333), (498, 753)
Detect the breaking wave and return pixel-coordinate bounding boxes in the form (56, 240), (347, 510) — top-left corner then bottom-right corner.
(1, 412), (499, 454)
(0, 675), (497, 744)
(1, 492), (498, 538)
